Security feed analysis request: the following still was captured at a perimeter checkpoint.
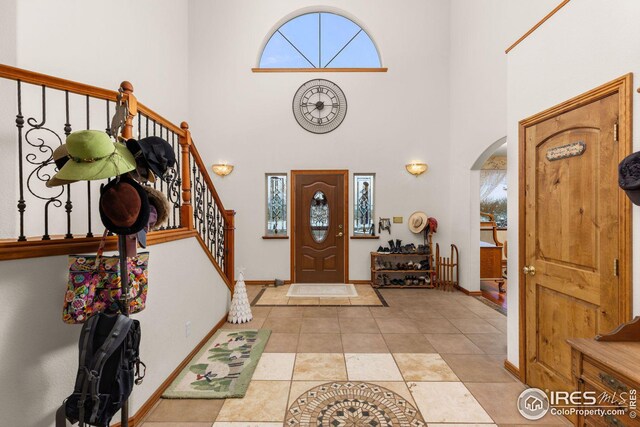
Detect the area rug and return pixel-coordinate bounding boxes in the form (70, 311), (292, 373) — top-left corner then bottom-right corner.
(163, 329), (270, 399)
(252, 284), (387, 306)
(285, 381), (426, 426)
(287, 283), (358, 297)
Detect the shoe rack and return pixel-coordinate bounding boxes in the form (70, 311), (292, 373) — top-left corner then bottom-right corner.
(371, 232), (435, 288)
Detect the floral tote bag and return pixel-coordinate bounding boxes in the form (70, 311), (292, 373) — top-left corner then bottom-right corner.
(62, 230), (149, 324)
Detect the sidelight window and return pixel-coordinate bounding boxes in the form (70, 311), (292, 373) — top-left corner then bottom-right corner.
(353, 173), (375, 236)
(265, 173), (288, 236)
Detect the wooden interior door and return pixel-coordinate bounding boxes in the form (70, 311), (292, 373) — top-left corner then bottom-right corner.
(292, 170), (348, 283)
(520, 77), (631, 396)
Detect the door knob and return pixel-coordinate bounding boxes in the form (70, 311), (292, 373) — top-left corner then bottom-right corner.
(336, 232), (344, 237)
(523, 265), (536, 276)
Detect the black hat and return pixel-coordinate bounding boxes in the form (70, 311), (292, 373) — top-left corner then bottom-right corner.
(619, 151), (640, 205)
(99, 175), (150, 235)
(126, 136), (176, 182)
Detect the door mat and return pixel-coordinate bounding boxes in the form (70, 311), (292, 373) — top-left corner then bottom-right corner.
(287, 283), (358, 297)
(163, 329), (270, 399)
(252, 284), (387, 306)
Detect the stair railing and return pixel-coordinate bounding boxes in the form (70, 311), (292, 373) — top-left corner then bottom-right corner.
(0, 64), (234, 288)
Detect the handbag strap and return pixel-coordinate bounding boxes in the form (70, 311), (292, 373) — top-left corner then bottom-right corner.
(94, 229), (109, 270)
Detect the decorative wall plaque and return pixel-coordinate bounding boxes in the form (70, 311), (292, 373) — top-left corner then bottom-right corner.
(546, 141), (586, 161)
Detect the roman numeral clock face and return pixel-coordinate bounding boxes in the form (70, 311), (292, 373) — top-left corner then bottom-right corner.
(293, 79), (347, 134)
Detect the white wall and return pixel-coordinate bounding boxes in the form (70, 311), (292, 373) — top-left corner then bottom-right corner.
(0, 0), (18, 237)
(0, 237), (230, 427)
(188, 0), (452, 282)
(14, 0), (190, 124)
(448, 0), (559, 291)
(505, 0), (640, 367)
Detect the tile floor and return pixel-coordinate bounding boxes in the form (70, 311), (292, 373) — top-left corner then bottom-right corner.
(139, 287), (570, 426)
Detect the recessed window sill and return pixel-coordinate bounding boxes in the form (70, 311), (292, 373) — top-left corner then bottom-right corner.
(350, 235), (380, 239)
(252, 68), (388, 73)
(262, 235), (289, 239)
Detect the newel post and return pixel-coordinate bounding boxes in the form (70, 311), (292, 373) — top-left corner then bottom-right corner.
(179, 122), (194, 230)
(224, 209), (236, 288)
(119, 81), (137, 139)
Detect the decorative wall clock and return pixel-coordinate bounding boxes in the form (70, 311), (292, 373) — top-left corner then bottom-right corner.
(292, 79), (347, 134)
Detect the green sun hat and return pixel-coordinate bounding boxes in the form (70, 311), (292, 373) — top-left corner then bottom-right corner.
(51, 130), (136, 183)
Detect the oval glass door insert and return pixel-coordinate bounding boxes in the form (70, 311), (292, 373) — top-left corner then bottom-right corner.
(310, 191), (330, 243)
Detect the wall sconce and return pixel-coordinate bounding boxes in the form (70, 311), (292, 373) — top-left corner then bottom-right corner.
(405, 162), (428, 177)
(212, 163), (234, 177)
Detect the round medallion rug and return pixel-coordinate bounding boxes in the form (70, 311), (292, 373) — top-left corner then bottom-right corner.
(285, 381), (426, 427)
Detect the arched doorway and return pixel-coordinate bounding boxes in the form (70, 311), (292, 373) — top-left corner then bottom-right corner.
(470, 137), (507, 312)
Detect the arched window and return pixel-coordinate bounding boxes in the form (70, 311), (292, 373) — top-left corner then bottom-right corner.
(258, 12), (382, 69)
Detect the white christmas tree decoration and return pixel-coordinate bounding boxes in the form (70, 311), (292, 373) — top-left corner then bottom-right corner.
(227, 271), (253, 324)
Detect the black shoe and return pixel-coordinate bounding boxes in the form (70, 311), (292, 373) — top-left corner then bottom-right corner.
(377, 246), (384, 252)
(395, 239), (402, 250)
(388, 240), (396, 253)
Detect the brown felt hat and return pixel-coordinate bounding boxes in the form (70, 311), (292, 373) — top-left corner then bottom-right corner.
(99, 176), (150, 235)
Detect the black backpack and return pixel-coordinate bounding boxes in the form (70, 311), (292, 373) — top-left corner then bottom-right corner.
(56, 313), (145, 427)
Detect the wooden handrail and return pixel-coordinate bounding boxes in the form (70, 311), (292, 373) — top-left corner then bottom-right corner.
(0, 63), (186, 136)
(505, 0), (571, 54)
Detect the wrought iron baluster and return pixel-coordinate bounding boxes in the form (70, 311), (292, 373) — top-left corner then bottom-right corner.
(158, 125), (164, 194)
(105, 100), (111, 137)
(16, 81), (26, 241)
(64, 91), (73, 239)
(164, 130), (181, 230)
(85, 95), (93, 237)
(206, 190), (214, 253)
(172, 131), (181, 229)
(24, 85), (63, 240)
(217, 205), (225, 269)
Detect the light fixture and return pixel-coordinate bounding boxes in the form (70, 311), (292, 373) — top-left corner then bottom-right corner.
(405, 162), (428, 177)
(212, 163), (234, 177)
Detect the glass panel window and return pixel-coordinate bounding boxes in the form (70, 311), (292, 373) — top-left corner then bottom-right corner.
(259, 12), (381, 69)
(266, 173), (287, 236)
(353, 173), (375, 236)
(310, 191), (330, 242)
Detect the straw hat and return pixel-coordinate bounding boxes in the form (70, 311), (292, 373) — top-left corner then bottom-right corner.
(408, 211), (428, 233)
(48, 130), (135, 185)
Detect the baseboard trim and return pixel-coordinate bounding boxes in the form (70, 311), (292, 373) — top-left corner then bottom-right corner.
(245, 279), (291, 286)
(454, 285), (483, 296)
(245, 279), (371, 286)
(504, 359), (520, 379)
(112, 312), (229, 427)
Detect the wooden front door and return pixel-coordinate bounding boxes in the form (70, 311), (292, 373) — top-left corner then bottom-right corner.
(292, 170), (348, 283)
(520, 76), (632, 396)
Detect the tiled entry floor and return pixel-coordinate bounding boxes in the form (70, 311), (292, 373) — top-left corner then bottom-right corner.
(139, 287), (570, 426)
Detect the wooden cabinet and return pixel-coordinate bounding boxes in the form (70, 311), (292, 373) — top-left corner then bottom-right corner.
(480, 241), (504, 291)
(568, 338), (640, 426)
